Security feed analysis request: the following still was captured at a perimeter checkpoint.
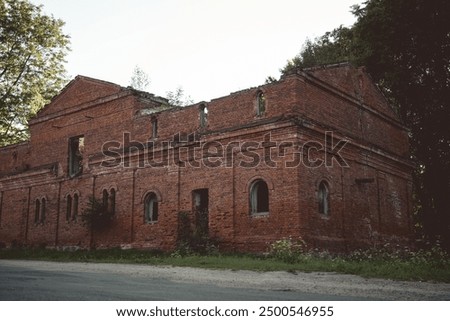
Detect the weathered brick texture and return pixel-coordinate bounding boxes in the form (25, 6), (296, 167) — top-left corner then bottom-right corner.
(0, 63), (414, 252)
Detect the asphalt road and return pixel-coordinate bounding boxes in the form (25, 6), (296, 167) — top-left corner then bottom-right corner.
(0, 262), (360, 301)
(0, 260), (449, 301)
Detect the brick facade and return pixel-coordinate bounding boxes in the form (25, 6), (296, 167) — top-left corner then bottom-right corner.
(0, 63), (414, 252)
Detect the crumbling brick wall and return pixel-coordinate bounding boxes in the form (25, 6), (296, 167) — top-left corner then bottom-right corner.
(0, 64), (414, 252)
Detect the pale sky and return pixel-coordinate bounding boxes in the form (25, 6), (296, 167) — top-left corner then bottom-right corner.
(32, 0), (362, 102)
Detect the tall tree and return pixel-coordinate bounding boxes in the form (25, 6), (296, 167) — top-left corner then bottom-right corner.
(283, 0), (450, 248)
(282, 26), (356, 73)
(0, 0), (70, 146)
(353, 0), (450, 248)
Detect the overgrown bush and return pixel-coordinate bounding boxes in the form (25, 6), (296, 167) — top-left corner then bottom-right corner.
(81, 196), (114, 231)
(269, 237), (307, 263)
(346, 242), (449, 267)
(174, 211), (219, 256)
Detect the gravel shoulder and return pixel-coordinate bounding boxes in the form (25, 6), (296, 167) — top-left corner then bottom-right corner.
(1, 260), (449, 300)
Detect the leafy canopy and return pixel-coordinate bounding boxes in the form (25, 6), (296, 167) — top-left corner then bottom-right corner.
(281, 25), (357, 73)
(0, 0), (70, 146)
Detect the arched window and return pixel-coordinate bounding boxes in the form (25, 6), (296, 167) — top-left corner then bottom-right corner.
(318, 181), (330, 216)
(144, 192), (159, 223)
(199, 104), (208, 128)
(102, 188), (116, 215)
(250, 179), (269, 215)
(109, 188), (116, 215)
(66, 193), (79, 221)
(69, 136), (84, 177)
(40, 198), (46, 223)
(102, 189), (109, 209)
(34, 197), (46, 224)
(256, 91), (266, 116)
(73, 193), (79, 219)
(35, 199), (41, 223)
(151, 117), (158, 138)
(66, 195), (72, 221)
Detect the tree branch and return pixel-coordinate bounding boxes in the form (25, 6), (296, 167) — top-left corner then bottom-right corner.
(0, 54), (31, 101)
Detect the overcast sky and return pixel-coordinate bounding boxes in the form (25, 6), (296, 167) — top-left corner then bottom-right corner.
(32, 0), (361, 102)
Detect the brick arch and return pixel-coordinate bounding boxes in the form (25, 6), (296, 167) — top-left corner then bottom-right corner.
(314, 176), (333, 193)
(98, 184), (118, 195)
(255, 88), (266, 98)
(34, 195), (48, 205)
(316, 178), (332, 218)
(140, 188), (162, 204)
(64, 189), (81, 200)
(255, 88), (267, 116)
(108, 184), (118, 193)
(244, 175), (274, 193)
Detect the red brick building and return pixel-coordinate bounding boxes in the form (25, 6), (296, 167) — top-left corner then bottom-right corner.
(0, 63), (414, 252)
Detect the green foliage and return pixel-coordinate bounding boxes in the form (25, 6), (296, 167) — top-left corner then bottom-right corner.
(264, 76), (277, 84)
(129, 65), (150, 91)
(351, 0), (450, 248)
(165, 86), (193, 107)
(282, 0), (450, 249)
(282, 26), (357, 73)
(269, 237), (307, 263)
(346, 243), (449, 268)
(81, 196), (114, 231)
(175, 210), (218, 256)
(0, 0), (70, 146)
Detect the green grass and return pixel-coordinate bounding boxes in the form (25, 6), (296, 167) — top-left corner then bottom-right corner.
(1, 248), (449, 283)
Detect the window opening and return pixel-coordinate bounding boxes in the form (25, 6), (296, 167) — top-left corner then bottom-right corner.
(192, 189), (209, 236)
(66, 195), (72, 221)
(35, 199), (41, 223)
(318, 181), (330, 216)
(250, 179), (269, 214)
(200, 104), (208, 128)
(256, 91), (266, 116)
(151, 117), (158, 138)
(69, 136), (84, 177)
(102, 189), (109, 212)
(73, 193), (79, 219)
(109, 188), (116, 215)
(144, 193), (159, 223)
(40, 198), (46, 223)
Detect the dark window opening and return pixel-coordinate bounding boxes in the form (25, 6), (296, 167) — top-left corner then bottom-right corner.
(73, 193), (79, 219)
(66, 193), (79, 221)
(250, 179), (269, 214)
(318, 181), (330, 216)
(35, 199), (41, 224)
(109, 188), (116, 215)
(102, 189), (116, 215)
(102, 189), (109, 209)
(66, 195), (72, 221)
(40, 198), (46, 223)
(144, 192), (159, 223)
(69, 136), (84, 177)
(199, 104), (208, 128)
(256, 91), (266, 116)
(151, 117), (158, 138)
(192, 189), (209, 236)
(34, 198), (46, 224)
